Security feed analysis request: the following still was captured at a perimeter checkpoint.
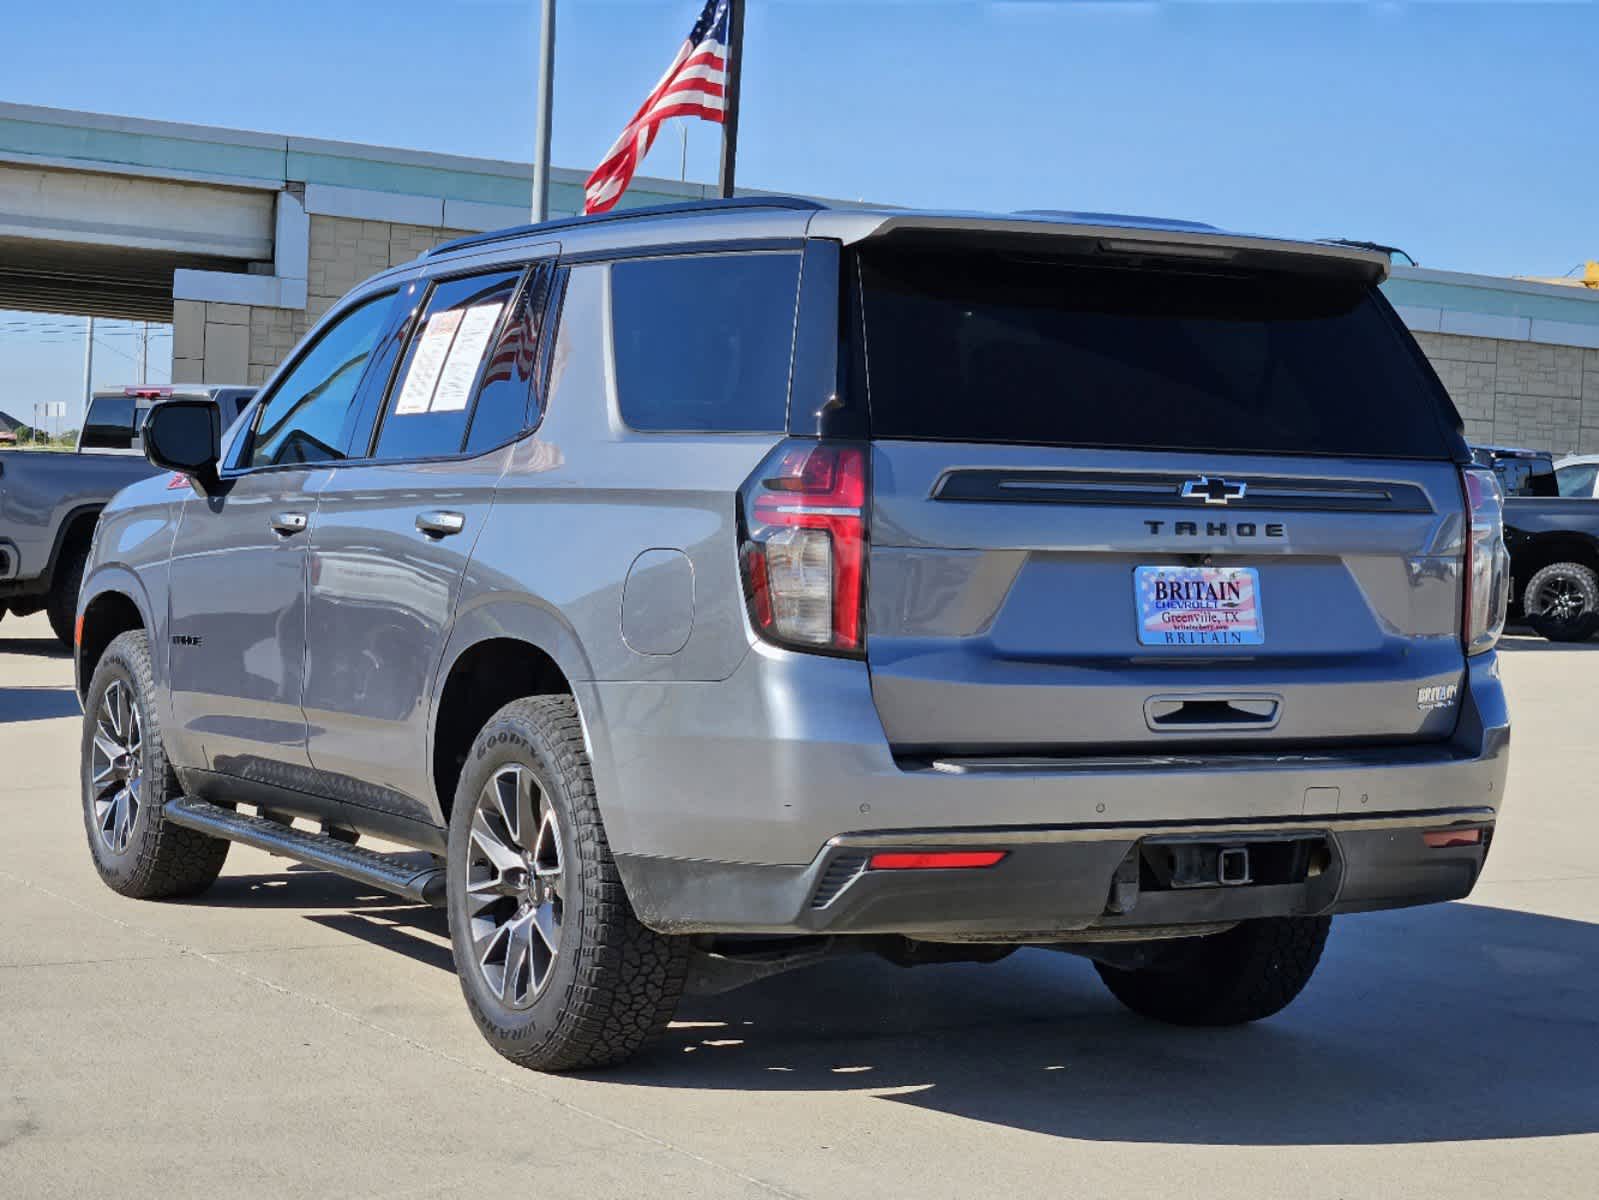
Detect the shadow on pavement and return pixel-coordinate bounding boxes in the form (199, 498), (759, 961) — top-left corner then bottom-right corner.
(609, 901), (1599, 1147)
(183, 863), (1599, 1147)
(0, 637), (71, 660)
(0, 685), (81, 722)
(183, 866), (454, 973)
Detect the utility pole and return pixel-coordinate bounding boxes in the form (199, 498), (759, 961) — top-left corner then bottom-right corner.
(138, 321), (149, 384)
(716, 0), (746, 199)
(531, 0), (556, 222)
(82, 316), (95, 432)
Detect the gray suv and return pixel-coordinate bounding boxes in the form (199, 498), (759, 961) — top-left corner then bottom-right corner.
(75, 199), (1511, 1072)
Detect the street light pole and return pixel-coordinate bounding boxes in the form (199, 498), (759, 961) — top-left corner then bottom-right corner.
(531, 0), (556, 222)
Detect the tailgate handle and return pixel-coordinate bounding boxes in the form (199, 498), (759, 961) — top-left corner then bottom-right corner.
(1145, 695), (1281, 732)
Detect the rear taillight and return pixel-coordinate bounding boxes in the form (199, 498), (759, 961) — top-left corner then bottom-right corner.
(1462, 466), (1510, 655)
(738, 440), (868, 656)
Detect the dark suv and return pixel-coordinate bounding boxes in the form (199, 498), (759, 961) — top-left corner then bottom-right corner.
(76, 200), (1510, 1071)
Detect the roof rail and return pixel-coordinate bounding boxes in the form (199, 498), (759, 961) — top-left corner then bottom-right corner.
(426, 196), (830, 258)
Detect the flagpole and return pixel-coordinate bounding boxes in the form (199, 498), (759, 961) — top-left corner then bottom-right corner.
(716, 0), (745, 199)
(531, 0), (557, 221)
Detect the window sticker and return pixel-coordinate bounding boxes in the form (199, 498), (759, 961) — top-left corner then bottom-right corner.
(394, 309), (463, 415)
(429, 302), (505, 413)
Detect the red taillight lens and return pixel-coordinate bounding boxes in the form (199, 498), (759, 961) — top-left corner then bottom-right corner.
(739, 440), (868, 655)
(868, 851), (1008, 870)
(1461, 467), (1510, 655)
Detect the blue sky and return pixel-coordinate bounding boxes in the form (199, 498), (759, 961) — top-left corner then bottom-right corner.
(2, 1), (1595, 421)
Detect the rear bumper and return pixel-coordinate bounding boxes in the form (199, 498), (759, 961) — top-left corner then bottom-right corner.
(586, 644), (1508, 935)
(619, 809), (1497, 937)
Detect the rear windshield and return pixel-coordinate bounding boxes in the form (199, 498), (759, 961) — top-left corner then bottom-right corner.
(78, 395), (138, 450)
(856, 250), (1456, 458)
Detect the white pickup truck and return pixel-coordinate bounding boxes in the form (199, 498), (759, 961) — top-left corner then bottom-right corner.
(0, 385), (252, 644)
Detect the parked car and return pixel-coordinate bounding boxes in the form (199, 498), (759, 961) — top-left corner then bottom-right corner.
(1470, 445), (1599, 640)
(76, 199), (1509, 1072)
(1554, 453), (1599, 498)
(0, 386), (253, 645)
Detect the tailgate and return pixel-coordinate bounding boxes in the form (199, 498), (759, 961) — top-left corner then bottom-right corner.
(852, 238), (1468, 755)
(867, 445), (1466, 753)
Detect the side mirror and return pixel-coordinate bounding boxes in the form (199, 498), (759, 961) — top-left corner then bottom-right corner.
(143, 399), (222, 495)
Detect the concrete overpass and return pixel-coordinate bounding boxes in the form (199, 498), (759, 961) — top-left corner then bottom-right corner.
(0, 101), (767, 384)
(2, 101), (1597, 451)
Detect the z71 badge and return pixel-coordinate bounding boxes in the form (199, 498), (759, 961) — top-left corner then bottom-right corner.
(1416, 683), (1459, 711)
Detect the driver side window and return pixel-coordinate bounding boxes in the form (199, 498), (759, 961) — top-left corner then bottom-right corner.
(247, 293), (395, 469)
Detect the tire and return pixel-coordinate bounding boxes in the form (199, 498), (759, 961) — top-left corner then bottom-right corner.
(446, 695), (689, 1072)
(81, 629), (229, 898)
(1523, 562), (1599, 642)
(1095, 916), (1331, 1026)
(47, 541), (88, 648)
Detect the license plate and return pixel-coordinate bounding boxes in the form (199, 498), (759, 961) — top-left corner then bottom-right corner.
(1135, 565), (1264, 646)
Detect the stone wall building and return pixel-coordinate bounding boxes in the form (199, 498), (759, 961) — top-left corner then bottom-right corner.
(1386, 268), (1599, 455)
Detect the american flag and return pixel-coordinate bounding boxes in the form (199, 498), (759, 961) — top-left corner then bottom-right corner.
(583, 0), (731, 215)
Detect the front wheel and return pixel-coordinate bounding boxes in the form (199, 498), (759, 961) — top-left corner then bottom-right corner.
(446, 695), (689, 1072)
(1095, 916), (1331, 1026)
(1523, 562), (1599, 642)
(81, 630), (229, 898)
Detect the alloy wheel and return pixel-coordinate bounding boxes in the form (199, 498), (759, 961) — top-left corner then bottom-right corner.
(1531, 577), (1587, 624)
(89, 680), (144, 855)
(465, 764), (564, 1010)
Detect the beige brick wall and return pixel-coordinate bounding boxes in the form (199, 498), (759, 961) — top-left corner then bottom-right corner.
(173, 215), (469, 388)
(1411, 331), (1599, 455)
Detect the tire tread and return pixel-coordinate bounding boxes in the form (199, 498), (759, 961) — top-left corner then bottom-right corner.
(1095, 916), (1331, 1026)
(451, 695), (688, 1072)
(83, 630), (229, 899)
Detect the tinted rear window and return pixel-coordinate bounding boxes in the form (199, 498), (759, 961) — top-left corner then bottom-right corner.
(611, 252), (801, 433)
(79, 395), (137, 450)
(1489, 455), (1558, 497)
(856, 250), (1455, 458)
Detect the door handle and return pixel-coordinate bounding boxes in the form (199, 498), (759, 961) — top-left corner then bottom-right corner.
(416, 510), (466, 538)
(269, 511), (309, 536)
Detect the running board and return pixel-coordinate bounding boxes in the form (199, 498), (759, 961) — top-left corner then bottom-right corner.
(163, 797), (447, 906)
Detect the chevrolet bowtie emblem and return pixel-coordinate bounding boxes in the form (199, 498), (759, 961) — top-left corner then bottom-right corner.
(1181, 476), (1247, 505)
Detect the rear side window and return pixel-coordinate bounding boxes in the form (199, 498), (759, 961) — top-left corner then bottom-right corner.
(370, 270), (524, 462)
(463, 266), (554, 455)
(611, 252), (801, 432)
(79, 396), (137, 450)
(856, 250), (1455, 459)
(1492, 455), (1558, 497)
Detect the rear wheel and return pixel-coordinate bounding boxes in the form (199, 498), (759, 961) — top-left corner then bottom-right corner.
(81, 630), (229, 898)
(1095, 916), (1331, 1026)
(47, 541), (88, 648)
(446, 695), (689, 1072)
(1523, 562), (1599, 642)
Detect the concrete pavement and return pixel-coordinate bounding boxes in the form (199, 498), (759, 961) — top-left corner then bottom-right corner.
(1, 608), (1596, 1199)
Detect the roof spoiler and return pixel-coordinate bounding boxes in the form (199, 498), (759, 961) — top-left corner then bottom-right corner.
(807, 212), (1392, 283)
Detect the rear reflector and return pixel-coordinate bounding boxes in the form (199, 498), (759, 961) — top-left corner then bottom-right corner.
(1422, 828), (1484, 849)
(868, 851), (1008, 870)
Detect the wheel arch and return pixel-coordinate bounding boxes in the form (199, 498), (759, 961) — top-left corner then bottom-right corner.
(76, 568), (156, 701)
(1513, 533), (1599, 595)
(428, 596), (599, 828)
(50, 504), (104, 586)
